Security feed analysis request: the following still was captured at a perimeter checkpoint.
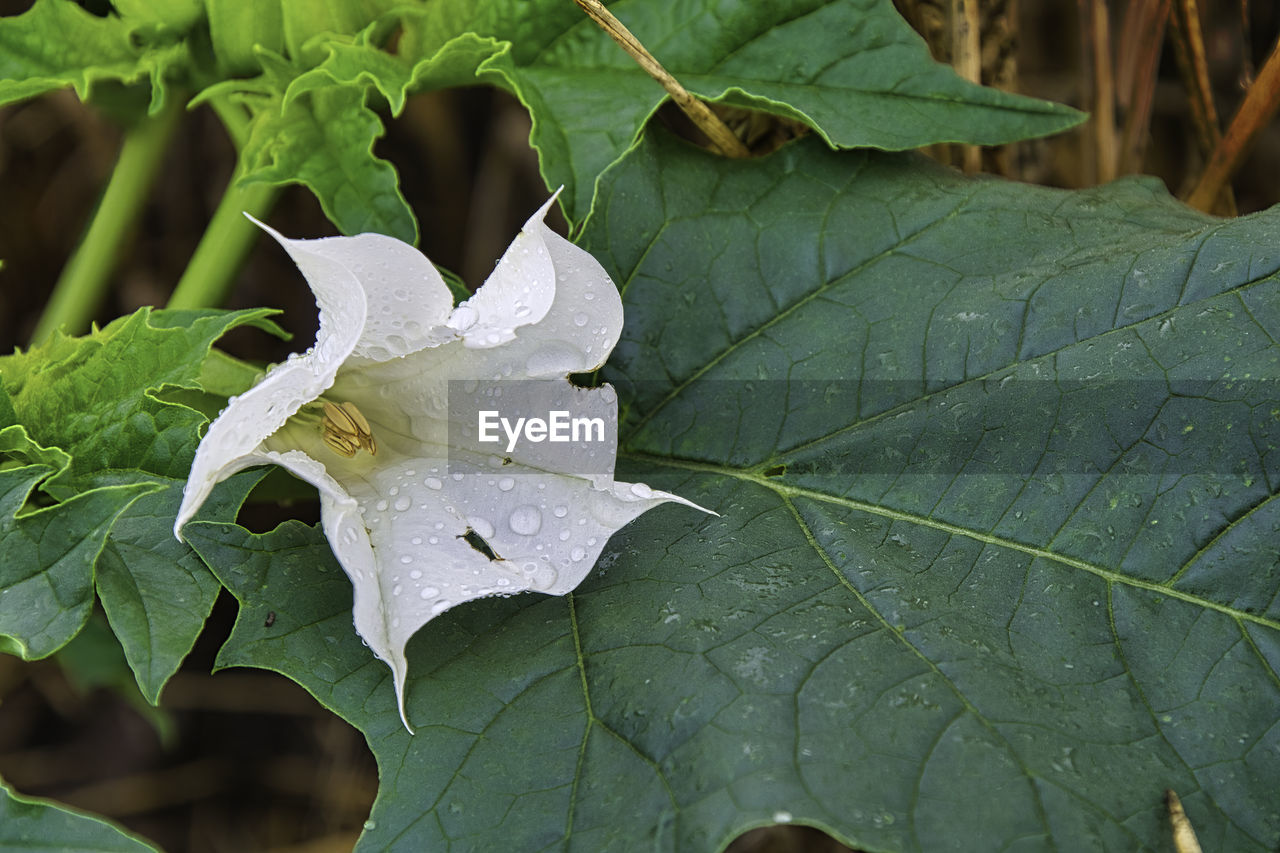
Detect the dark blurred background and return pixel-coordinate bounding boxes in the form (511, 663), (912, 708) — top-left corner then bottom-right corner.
(1, 1), (1277, 850)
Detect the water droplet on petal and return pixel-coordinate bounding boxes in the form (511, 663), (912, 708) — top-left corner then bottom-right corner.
(425, 477), (443, 490)
(394, 496), (412, 511)
(570, 547), (586, 562)
(469, 517), (495, 539)
(573, 312), (589, 327)
(508, 505), (542, 535)
(431, 600), (452, 615)
(630, 483), (654, 498)
(553, 505), (568, 518)
(375, 499), (389, 511)
(529, 565), (558, 590)
(420, 586), (439, 599)
(498, 477), (515, 492)
(450, 305), (478, 331)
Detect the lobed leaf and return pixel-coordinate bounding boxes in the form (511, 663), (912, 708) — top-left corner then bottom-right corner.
(186, 130), (1280, 850)
(0, 0), (188, 114)
(238, 78), (418, 243)
(397, 0), (1085, 222)
(0, 308), (281, 701)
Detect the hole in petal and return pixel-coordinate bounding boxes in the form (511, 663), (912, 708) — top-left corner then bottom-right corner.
(459, 527), (502, 561)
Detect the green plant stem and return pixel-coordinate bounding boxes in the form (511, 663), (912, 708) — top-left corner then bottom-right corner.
(31, 103), (182, 344)
(166, 97), (280, 310)
(166, 167), (280, 310)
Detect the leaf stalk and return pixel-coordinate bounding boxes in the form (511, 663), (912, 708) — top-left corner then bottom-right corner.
(31, 100), (183, 344)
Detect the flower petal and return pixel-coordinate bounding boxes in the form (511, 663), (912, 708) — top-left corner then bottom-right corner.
(337, 445), (709, 731)
(272, 229), (457, 362)
(173, 221), (371, 538)
(446, 195), (560, 349)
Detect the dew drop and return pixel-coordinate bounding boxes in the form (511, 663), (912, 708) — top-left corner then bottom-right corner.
(450, 305), (477, 331)
(573, 312), (589, 327)
(469, 517), (495, 539)
(571, 547), (587, 562)
(392, 584), (402, 596)
(553, 505), (568, 518)
(425, 477), (443, 490)
(430, 600), (451, 615)
(508, 505), (542, 535)
(375, 499), (389, 511)
(630, 483), (654, 498)
(498, 477), (516, 492)
(420, 586), (439, 599)
(394, 496), (412, 511)
(558, 529), (571, 541)
(410, 570), (422, 579)
(399, 555), (413, 565)
(529, 564), (558, 590)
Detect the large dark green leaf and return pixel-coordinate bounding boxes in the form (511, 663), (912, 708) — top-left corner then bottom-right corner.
(400, 0), (1084, 221)
(187, 132), (1280, 850)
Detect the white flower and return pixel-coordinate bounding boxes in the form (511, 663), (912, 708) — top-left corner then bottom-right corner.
(175, 195), (708, 732)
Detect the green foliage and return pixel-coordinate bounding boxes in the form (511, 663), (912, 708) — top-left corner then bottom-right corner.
(0, 0), (188, 114)
(181, 131), (1280, 850)
(0, 309), (280, 700)
(398, 0), (1084, 221)
(0, 779), (159, 853)
(7, 1), (1277, 848)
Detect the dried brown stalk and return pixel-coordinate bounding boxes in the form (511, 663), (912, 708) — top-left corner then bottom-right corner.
(1117, 0), (1171, 174)
(572, 0), (750, 158)
(1187, 32), (1280, 212)
(951, 0), (983, 172)
(1165, 790), (1203, 853)
(1170, 0), (1221, 158)
(1088, 0), (1118, 181)
(1169, 0), (1236, 214)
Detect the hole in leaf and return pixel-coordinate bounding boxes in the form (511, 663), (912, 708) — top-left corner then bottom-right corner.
(459, 527), (502, 561)
(763, 464), (787, 477)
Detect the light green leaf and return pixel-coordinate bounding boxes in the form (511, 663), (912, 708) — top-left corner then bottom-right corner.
(398, 0), (1084, 222)
(206, 0), (284, 76)
(0, 308), (282, 700)
(0, 0), (187, 114)
(238, 80), (417, 243)
(0, 778), (159, 852)
(109, 0), (203, 36)
(288, 29), (507, 115)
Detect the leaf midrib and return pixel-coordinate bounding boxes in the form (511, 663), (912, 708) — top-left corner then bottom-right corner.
(625, 452), (1280, 633)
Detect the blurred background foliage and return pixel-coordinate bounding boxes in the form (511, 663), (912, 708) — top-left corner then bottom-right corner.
(0, 0), (1277, 850)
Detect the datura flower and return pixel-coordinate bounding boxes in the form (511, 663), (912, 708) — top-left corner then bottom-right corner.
(174, 196), (707, 732)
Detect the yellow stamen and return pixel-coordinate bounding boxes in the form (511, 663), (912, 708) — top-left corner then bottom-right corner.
(321, 400), (378, 457)
(323, 429), (358, 458)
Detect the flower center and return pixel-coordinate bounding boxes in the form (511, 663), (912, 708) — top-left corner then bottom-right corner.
(322, 400), (378, 458)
